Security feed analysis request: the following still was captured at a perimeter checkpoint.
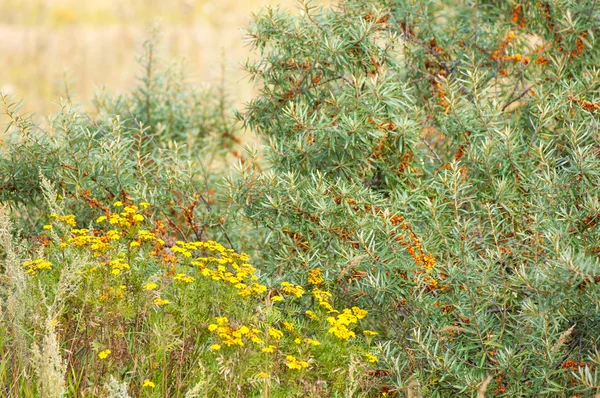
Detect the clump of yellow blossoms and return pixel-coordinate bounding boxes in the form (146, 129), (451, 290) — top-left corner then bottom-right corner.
(169, 240), (267, 297)
(207, 317), (264, 347)
(49, 213), (76, 227)
(107, 258), (130, 275)
(365, 353), (378, 363)
(308, 268), (324, 285)
(285, 355), (309, 370)
(312, 287), (337, 313)
(21, 259), (53, 275)
(153, 298), (169, 306)
(280, 282), (304, 298)
(143, 283), (158, 291)
(98, 349), (111, 359)
(326, 307), (368, 341)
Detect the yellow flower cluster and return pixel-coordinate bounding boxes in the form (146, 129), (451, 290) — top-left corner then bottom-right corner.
(280, 282), (304, 298)
(308, 268), (324, 285)
(261, 345), (277, 353)
(326, 307), (368, 341)
(283, 321), (294, 332)
(107, 209), (144, 228)
(50, 214), (76, 227)
(207, 317), (264, 347)
(98, 349), (111, 359)
(68, 233), (113, 255)
(172, 240), (243, 260)
(269, 328), (284, 340)
(171, 241), (266, 297)
(106, 258), (130, 275)
(305, 310), (319, 321)
(153, 298), (170, 306)
(21, 259), (53, 275)
(138, 230), (157, 241)
(97, 202), (147, 229)
(257, 371), (270, 379)
(312, 288), (337, 313)
(285, 355), (309, 370)
(294, 337), (321, 346)
(365, 353), (378, 363)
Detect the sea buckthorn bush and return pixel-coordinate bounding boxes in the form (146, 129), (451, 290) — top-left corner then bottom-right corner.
(0, 27), (240, 247)
(227, 0), (600, 396)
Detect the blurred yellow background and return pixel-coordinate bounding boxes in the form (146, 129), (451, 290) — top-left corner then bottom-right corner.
(0, 0), (296, 118)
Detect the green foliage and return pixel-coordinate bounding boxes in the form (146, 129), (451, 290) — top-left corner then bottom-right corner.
(0, 28), (239, 247)
(2, 0), (600, 396)
(228, 0), (600, 396)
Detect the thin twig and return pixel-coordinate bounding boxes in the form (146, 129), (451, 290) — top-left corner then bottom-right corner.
(502, 86), (533, 112)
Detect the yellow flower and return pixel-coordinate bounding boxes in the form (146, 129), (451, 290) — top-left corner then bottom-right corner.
(113, 201), (123, 207)
(269, 328), (283, 340)
(363, 330), (379, 337)
(143, 283), (157, 291)
(308, 268), (324, 285)
(96, 216), (107, 223)
(210, 344), (221, 351)
(283, 321), (294, 332)
(294, 337), (302, 344)
(365, 353), (379, 363)
(352, 306), (368, 319)
(98, 349), (111, 359)
(139, 202), (150, 209)
(208, 324), (218, 332)
(43, 225), (52, 230)
(257, 372), (270, 379)
(251, 336), (264, 345)
(142, 379), (155, 388)
(285, 355), (309, 370)
(130, 241), (141, 248)
(153, 298), (169, 306)
(261, 345), (277, 353)
(305, 310), (319, 321)
(238, 326), (250, 335)
(59, 215), (76, 227)
(280, 282), (305, 298)
(271, 295), (283, 302)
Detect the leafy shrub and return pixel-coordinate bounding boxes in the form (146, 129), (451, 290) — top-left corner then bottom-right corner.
(228, 0), (600, 396)
(0, 27), (238, 247)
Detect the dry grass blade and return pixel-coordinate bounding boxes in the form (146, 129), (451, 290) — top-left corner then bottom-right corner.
(477, 375), (493, 398)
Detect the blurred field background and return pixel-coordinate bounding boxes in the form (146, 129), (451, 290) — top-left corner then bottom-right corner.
(0, 0), (296, 120)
